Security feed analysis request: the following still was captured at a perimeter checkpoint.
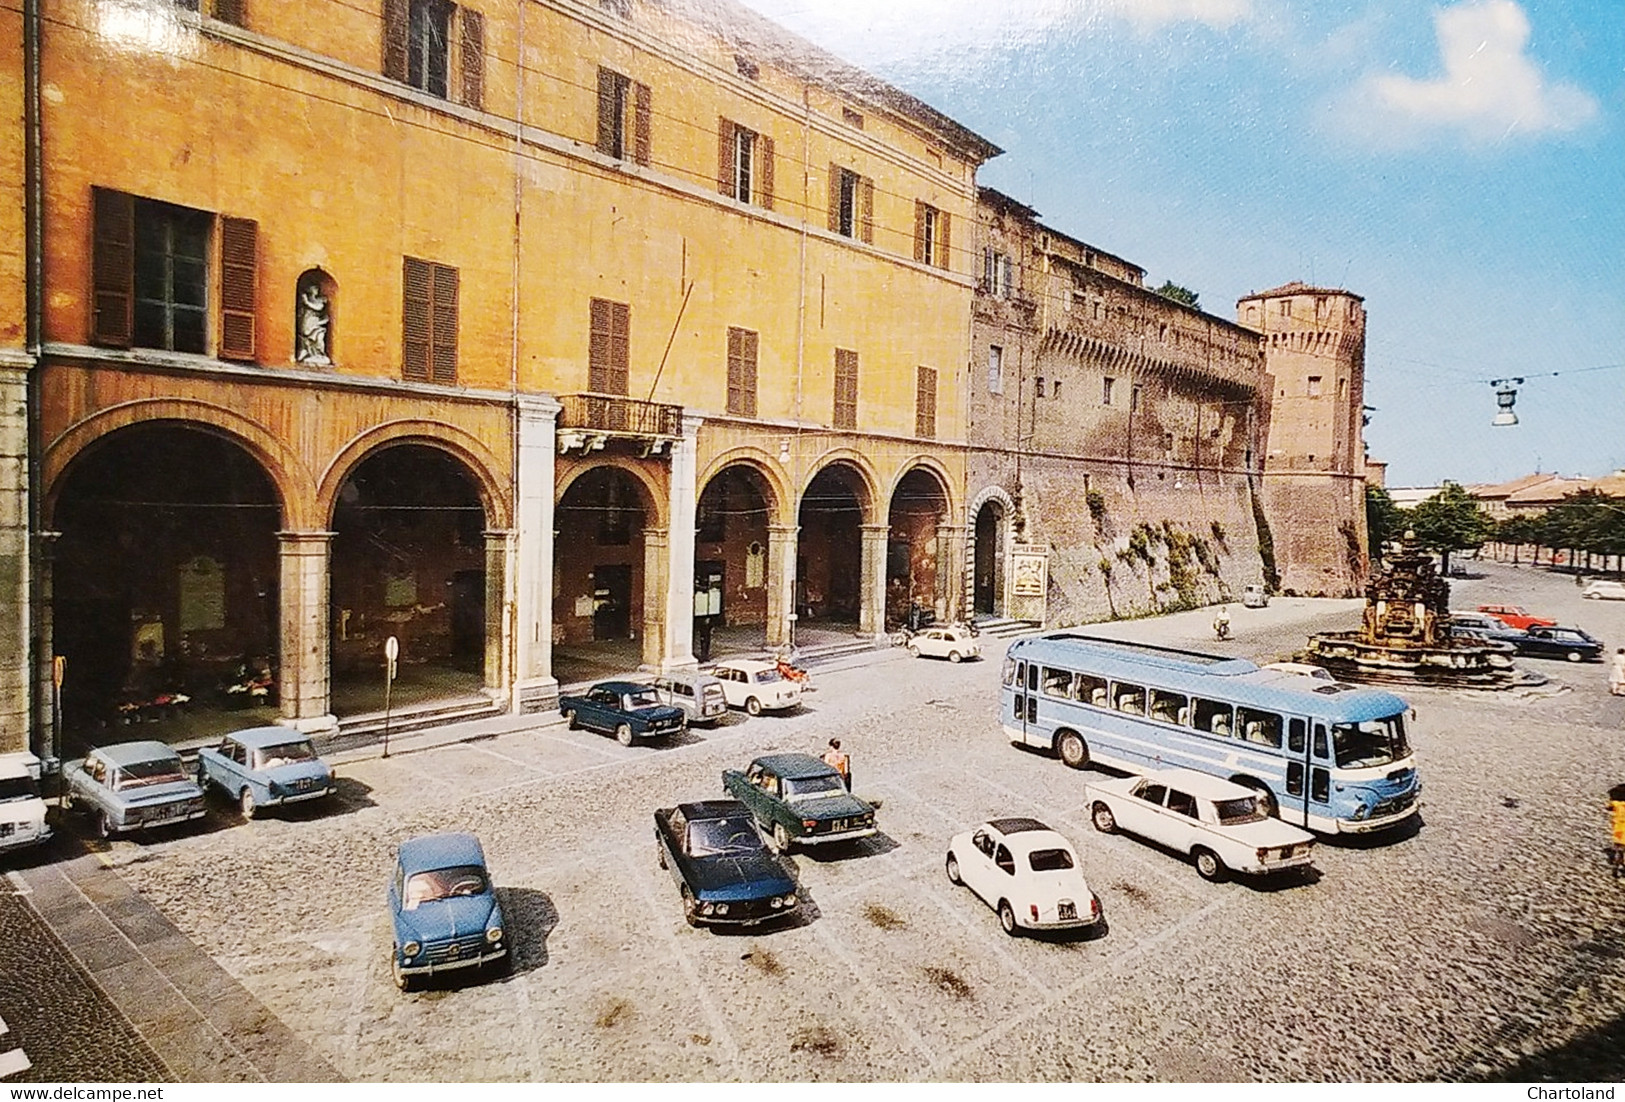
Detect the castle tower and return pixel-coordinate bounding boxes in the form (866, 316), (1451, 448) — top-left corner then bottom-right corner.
(1238, 283), (1368, 596)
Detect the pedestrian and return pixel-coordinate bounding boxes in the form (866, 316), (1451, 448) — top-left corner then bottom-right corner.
(822, 738), (851, 791)
(1611, 784), (1625, 881)
(1610, 647), (1625, 697)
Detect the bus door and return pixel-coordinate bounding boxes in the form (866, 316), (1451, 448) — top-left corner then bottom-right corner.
(1283, 716), (1332, 828)
(1011, 659), (1038, 742)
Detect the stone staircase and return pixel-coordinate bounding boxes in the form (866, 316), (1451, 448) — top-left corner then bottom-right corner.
(972, 616), (1044, 640)
(322, 693), (506, 754)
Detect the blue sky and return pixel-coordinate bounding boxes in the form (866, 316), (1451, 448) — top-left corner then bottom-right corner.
(738, 0), (1624, 488)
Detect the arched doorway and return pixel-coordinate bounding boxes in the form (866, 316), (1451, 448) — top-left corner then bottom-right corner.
(52, 423), (282, 750)
(798, 463), (868, 630)
(694, 465), (775, 660)
(329, 444), (489, 715)
(973, 499), (1007, 617)
(888, 468), (951, 629)
(553, 466), (657, 681)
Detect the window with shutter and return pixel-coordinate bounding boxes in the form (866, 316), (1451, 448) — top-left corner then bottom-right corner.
(91, 187), (135, 348)
(914, 202), (928, 264)
(833, 348), (858, 430)
(382, 0), (409, 81)
(732, 127), (754, 205)
(219, 216), (258, 361)
(597, 68), (629, 158)
(429, 263), (457, 383)
(458, 8), (484, 109)
(633, 82), (651, 166)
(589, 298), (630, 395)
(938, 210), (951, 271)
(859, 177), (873, 244)
(130, 198), (210, 354)
(406, 0), (453, 98)
(759, 135), (774, 211)
(402, 257), (457, 383)
(717, 119), (736, 197)
(916, 366), (937, 439)
(726, 327), (758, 417)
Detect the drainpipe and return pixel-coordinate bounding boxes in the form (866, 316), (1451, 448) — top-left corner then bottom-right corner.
(23, 0), (45, 759)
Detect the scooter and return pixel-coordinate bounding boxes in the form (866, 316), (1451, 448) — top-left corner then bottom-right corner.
(1212, 609), (1232, 641)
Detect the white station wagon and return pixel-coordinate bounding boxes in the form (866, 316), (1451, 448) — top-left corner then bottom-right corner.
(907, 625), (981, 663)
(946, 818), (1102, 936)
(1086, 768), (1316, 882)
(709, 659), (802, 715)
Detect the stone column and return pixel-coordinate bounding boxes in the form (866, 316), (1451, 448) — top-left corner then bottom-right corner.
(641, 527), (669, 669)
(859, 523), (890, 637)
(0, 358), (30, 755)
(766, 524), (798, 648)
(936, 522), (965, 623)
(31, 532), (58, 762)
(662, 414), (702, 671)
(962, 523), (977, 623)
(277, 531), (337, 734)
(512, 395), (560, 713)
(483, 530), (510, 697)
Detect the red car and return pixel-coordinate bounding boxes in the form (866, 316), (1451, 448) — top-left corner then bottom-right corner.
(1477, 604), (1558, 631)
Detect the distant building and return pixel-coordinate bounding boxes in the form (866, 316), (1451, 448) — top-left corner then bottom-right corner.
(1470, 474), (1590, 518)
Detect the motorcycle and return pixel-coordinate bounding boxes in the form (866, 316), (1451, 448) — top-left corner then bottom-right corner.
(1212, 609), (1232, 641)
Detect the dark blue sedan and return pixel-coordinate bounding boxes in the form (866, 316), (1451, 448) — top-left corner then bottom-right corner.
(654, 800), (799, 928)
(559, 680), (686, 746)
(388, 832), (509, 991)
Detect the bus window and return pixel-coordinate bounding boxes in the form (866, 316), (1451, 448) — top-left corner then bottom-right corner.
(1288, 718), (1306, 754)
(1311, 767), (1330, 803)
(1149, 689), (1188, 725)
(1026, 696), (1037, 723)
(1042, 667), (1072, 697)
(1002, 658), (1017, 686)
(1286, 761), (1305, 797)
(1237, 707), (1282, 749)
(1193, 698), (1233, 737)
(1112, 683), (1145, 715)
(1026, 663), (1039, 693)
(1313, 722), (1329, 760)
(1076, 673), (1108, 707)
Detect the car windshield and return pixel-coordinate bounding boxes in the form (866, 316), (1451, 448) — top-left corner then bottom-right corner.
(0, 776), (40, 802)
(403, 865), (489, 910)
(113, 758), (187, 789)
(687, 816), (761, 857)
(783, 774), (846, 800)
(1214, 796), (1266, 825)
(1331, 714), (1410, 769)
(253, 741), (316, 770)
(1027, 847), (1075, 872)
(625, 688), (661, 708)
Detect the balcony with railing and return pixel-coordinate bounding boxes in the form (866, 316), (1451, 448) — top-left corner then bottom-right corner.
(557, 393), (683, 444)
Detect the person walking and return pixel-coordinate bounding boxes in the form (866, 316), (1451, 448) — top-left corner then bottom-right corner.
(822, 738), (851, 791)
(1610, 647), (1625, 696)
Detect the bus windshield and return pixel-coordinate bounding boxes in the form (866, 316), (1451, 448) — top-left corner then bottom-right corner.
(1331, 714), (1410, 768)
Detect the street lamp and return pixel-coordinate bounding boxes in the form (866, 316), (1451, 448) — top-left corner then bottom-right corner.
(1491, 378), (1523, 426)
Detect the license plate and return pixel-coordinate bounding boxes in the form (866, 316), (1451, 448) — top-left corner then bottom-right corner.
(831, 819), (848, 832)
(1057, 902), (1077, 920)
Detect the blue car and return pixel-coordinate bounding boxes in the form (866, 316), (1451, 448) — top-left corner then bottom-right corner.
(558, 680), (686, 745)
(654, 800), (800, 928)
(196, 727), (336, 820)
(388, 832), (509, 991)
(63, 741), (207, 840)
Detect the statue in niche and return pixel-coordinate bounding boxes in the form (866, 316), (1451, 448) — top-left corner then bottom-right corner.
(294, 270), (333, 366)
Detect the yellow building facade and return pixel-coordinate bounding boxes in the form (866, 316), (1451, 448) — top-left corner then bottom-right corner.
(7, 0), (996, 751)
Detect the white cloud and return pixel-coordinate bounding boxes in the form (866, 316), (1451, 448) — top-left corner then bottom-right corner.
(1337, 0), (1598, 147)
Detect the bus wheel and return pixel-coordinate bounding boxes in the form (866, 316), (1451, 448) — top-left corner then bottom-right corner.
(1056, 730), (1089, 770)
(1237, 779), (1277, 818)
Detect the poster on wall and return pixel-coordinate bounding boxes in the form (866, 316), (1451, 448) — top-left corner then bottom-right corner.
(1011, 552), (1048, 598)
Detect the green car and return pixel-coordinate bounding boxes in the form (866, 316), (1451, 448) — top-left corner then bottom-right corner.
(722, 753), (877, 853)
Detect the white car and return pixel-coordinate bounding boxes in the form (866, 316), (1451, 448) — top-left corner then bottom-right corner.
(709, 659), (803, 715)
(1583, 580), (1625, 601)
(1085, 768), (1316, 882)
(1261, 661), (1336, 682)
(0, 752), (52, 855)
(945, 818), (1102, 936)
(908, 626), (981, 663)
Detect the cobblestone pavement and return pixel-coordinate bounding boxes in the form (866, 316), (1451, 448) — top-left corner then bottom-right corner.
(0, 876), (171, 1083)
(87, 562), (1625, 1081)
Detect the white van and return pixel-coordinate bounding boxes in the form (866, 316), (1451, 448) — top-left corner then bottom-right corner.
(0, 752), (52, 855)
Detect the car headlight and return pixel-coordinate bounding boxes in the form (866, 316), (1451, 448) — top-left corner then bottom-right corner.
(486, 927), (503, 944)
(700, 902), (715, 916)
(782, 894), (797, 908)
(715, 903), (729, 916)
(769, 896), (782, 909)
(1353, 804), (1369, 820)
(402, 941), (421, 959)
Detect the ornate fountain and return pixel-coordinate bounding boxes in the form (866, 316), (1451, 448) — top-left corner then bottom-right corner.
(1302, 533), (1530, 688)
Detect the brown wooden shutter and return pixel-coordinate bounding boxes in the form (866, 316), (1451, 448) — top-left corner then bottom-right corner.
(916, 366), (937, 438)
(213, 0), (244, 25)
(741, 328), (758, 417)
(219, 216), (258, 362)
(938, 211), (951, 270)
(91, 187), (134, 348)
(758, 135), (775, 211)
(827, 164), (841, 232)
(589, 298), (612, 391)
(632, 82), (651, 166)
(459, 8), (485, 110)
(609, 300), (629, 395)
(833, 348), (858, 429)
(859, 177), (874, 244)
(383, 0), (409, 81)
(717, 118), (735, 197)
(597, 69), (618, 156)
(430, 263), (458, 383)
(403, 257), (431, 380)
(726, 327), (757, 417)
(913, 201), (927, 263)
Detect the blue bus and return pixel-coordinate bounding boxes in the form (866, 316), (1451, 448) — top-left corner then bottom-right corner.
(1001, 634), (1421, 833)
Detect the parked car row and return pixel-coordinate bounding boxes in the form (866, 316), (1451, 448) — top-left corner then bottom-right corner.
(1450, 609), (1605, 663)
(557, 660), (808, 746)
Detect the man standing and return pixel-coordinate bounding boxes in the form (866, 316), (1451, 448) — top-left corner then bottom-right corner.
(822, 738), (851, 791)
(1609, 647), (1625, 696)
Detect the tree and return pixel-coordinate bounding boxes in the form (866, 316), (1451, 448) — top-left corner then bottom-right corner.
(1365, 484), (1404, 561)
(1407, 482), (1493, 575)
(1152, 281), (1200, 310)
(1495, 513), (1538, 565)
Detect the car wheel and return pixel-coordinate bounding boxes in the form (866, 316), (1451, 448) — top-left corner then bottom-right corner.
(391, 952), (413, 992)
(680, 886), (699, 928)
(96, 811), (113, 840)
(1057, 730), (1089, 770)
(1566, 650), (1583, 663)
(656, 841), (667, 870)
(949, 650), (963, 663)
(772, 822), (791, 853)
(563, 709), (577, 730)
(239, 788), (257, 820)
(998, 899), (1019, 937)
(745, 697), (763, 717)
(615, 723), (634, 747)
(1193, 847), (1225, 882)
(945, 852), (962, 885)
(907, 644), (921, 658)
(1091, 802), (1117, 834)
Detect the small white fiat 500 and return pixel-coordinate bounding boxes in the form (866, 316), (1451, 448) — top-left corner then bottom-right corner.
(908, 625), (981, 663)
(946, 818), (1102, 936)
(709, 659), (803, 715)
